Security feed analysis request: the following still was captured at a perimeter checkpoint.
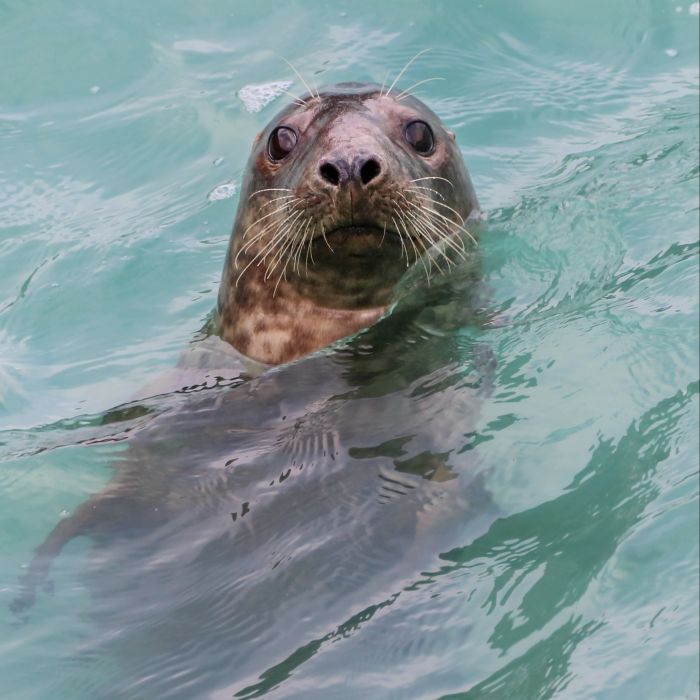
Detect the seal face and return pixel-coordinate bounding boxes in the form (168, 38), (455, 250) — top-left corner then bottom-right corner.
(218, 82), (480, 365)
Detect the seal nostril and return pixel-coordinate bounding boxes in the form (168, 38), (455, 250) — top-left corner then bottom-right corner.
(360, 159), (381, 185)
(320, 163), (340, 186)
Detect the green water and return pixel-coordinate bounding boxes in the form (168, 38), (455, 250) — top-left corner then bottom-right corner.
(1, 1), (698, 698)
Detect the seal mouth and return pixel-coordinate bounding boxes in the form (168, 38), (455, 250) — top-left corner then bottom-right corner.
(322, 226), (402, 257)
(325, 225), (404, 243)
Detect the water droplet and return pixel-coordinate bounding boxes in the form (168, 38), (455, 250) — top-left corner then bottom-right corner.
(212, 157), (224, 167)
(665, 48), (678, 57)
(89, 85), (100, 94)
(60, 509), (69, 517)
(207, 181), (238, 202)
(238, 80), (293, 113)
(690, 2), (699, 14)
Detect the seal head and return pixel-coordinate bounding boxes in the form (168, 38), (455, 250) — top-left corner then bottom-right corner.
(218, 82), (479, 365)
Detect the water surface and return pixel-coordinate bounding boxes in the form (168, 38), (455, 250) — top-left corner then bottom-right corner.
(1, 1), (698, 698)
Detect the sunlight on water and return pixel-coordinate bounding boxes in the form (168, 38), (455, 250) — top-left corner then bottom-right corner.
(0, 1), (698, 698)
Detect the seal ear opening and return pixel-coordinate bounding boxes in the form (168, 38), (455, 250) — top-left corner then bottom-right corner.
(447, 130), (456, 142)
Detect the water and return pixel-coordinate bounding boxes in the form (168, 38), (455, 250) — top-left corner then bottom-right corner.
(1, 1), (698, 698)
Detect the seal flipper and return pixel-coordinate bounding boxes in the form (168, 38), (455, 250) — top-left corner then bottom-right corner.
(10, 494), (104, 615)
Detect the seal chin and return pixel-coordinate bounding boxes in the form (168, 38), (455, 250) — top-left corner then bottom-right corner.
(323, 225), (400, 255)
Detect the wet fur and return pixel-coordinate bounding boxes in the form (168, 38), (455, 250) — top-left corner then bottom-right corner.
(218, 82), (479, 364)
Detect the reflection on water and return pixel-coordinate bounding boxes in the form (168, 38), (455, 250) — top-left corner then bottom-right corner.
(1, 0), (698, 698)
(13, 275), (498, 698)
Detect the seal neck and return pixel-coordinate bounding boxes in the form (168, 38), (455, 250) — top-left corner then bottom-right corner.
(218, 266), (386, 365)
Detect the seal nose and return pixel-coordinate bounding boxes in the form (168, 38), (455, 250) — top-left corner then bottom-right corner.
(319, 160), (344, 186)
(319, 156), (382, 187)
(358, 157), (381, 185)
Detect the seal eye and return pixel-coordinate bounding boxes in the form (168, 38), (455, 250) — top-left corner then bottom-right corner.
(268, 126), (297, 161)
(404, 120), (435, 155)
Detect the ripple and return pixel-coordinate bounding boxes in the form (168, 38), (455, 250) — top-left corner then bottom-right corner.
(1, 3), (698, 699)
(237, 81), (293, 113)
(207, 180), (238, 201)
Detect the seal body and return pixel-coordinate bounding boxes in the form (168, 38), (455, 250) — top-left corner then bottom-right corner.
(218, 82), (479, 364)
(10, 86), (493, 696)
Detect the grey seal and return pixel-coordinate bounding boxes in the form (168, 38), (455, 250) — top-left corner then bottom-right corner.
(217, 81), (480, 364)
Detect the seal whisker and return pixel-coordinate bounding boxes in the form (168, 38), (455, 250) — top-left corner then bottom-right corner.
(402, 205), (449, 263)
(403, 205), (454, 280)
(247, 187), (293, 201)
(236, 203), (302, 258)
(410, 192), (477, 236)
(236, 215), (288, 263)
(265, 218), (305, 282)
(378, 70), (391, 97)
(403, 209), (464, 263)
(420, 205), (477, 247)
(268, 224), (298, 279)
(292, 218), (313, 275)
(406, 185), (446, 201)
(238, 218), (290, 259)
(420, 223), (456, 273)
(259, 194), (297, 210)
(240, 201), (301, 239)
(235, 209), (304, 283)
(261, 193), (296, 203)
(278, 233), (303, 281)
(290, 221), (305, 274)
(396, 77), (446, 101)
(272, 238), (297, 288)
(280, 56), (320, 101)
(412, 230), (443, 281)
(421, 222), (467, 262)
(409, 176), (455, 189)
(279, 88), (309, 108)
(427, 232), (461, 270)
(272, 257), (292, 296)
(237, 232), (288, 284)
(399, 193), (476, 247)
(271, 220), (309, 295)
(320, 222), (334, 253)
(269, 212), (310, 278)
(391, 203), (417, 259)
(392, 206), (420, 265)
(400, 199), (468, 259)
(263, 211), (306, 271)
(244, 202), (301, 243)
(390, 213), (410, 267)
(385, 48), (432, 97)
(412, 212), (468, 260)
(272, 273), (286, 297)
(392, 205), (430, 281)
(304, 223), (316, 275)
(402, 209), (450, 275)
